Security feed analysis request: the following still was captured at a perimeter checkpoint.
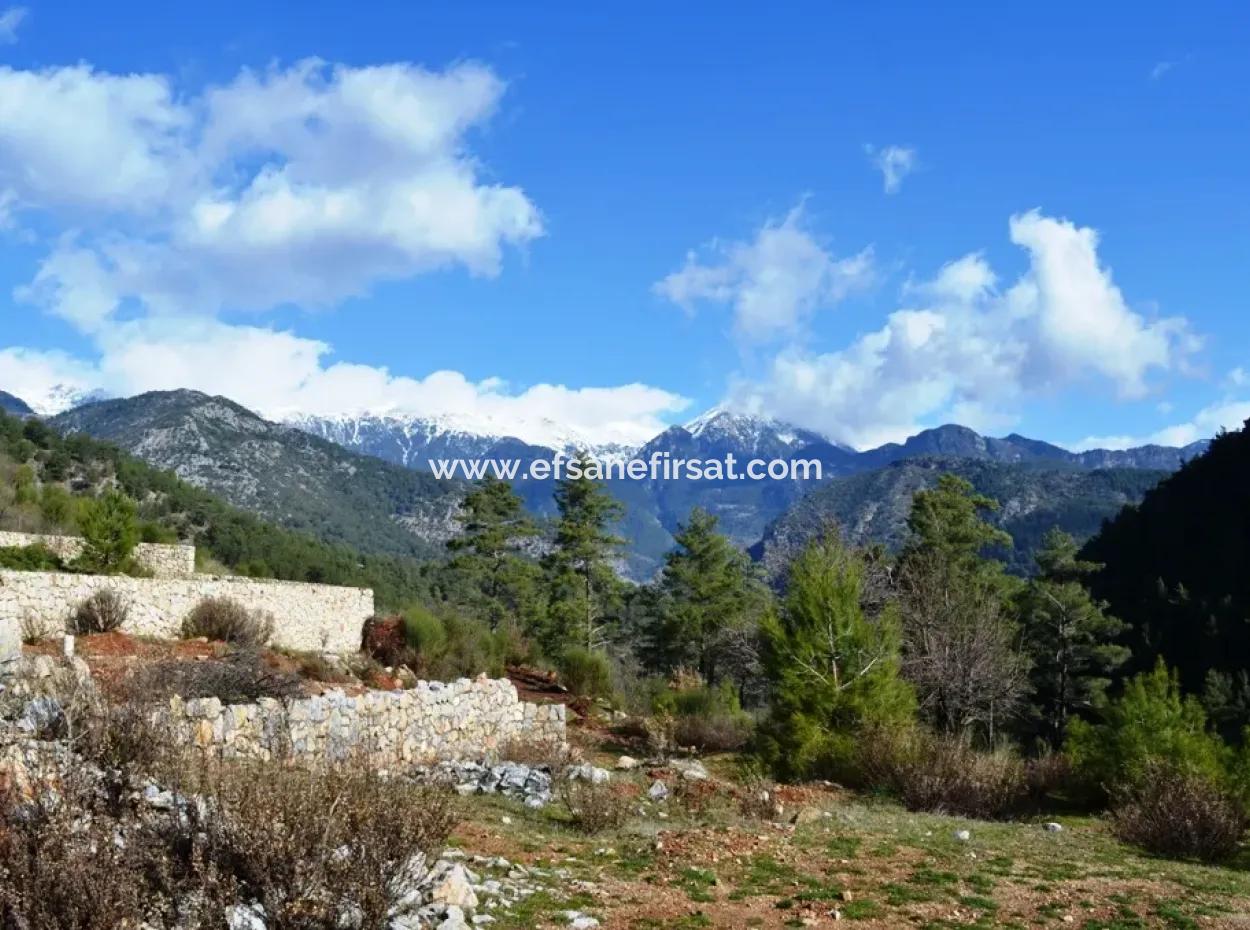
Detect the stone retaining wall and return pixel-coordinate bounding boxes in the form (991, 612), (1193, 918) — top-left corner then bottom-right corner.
(0, 531), (196, 577)
(160, 677), (567, 764)
(0, 570), (371, 653)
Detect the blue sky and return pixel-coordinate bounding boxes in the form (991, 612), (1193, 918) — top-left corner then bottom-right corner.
(1, 0), (1247, 449)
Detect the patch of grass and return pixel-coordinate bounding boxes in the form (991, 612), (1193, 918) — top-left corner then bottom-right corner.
(826, 835), (862, 859)
(842, 899), (885, 919)
(678, 867), (718, 903)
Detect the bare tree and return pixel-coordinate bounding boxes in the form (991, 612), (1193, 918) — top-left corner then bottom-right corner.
(896, 549), (1027, 744)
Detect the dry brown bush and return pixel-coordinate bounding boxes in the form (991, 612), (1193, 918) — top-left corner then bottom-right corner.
(1110, 762), (1247, 862)
(859, 727), (1029, 820)
(123, 654), (304, 705)
(501, 736), (576, 771)
(559, 779), (632, 834)
(181, 596), (274, 649)
(69, 588), (129, 634)
(0, 753), (460, 930)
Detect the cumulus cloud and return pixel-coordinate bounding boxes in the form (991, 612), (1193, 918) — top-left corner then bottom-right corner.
(0, 6), (25, 44)
(1, 58), (543, 324)
(867, 144), (917, 194)
(653, 203), (874, 341)
(0, 55), (687, 447)
(0, 320), (689, 447)
(731, 211), (1197, 448)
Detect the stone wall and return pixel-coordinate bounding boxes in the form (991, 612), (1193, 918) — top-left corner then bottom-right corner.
(0, 531), (196, 578)
(0, 570), (372, 654)
(160, 677), (566, 764)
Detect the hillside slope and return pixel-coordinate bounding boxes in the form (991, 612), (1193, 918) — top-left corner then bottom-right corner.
(753, 457), (1167, 578)
(51, 391), (464, 561)
(0, 411), (432, 608)
(1083, 421), (1250, 695)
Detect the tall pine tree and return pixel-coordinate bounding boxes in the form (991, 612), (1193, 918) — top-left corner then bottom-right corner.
(759, 534), (914, 781)
(543, 459), (625, 654)
(1018, 528), (1128, 748)
(444, 477), (544, 634)
(653, 508), (767, 687)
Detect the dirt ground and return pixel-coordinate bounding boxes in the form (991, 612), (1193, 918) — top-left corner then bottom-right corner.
(449, 743), (1250, 930)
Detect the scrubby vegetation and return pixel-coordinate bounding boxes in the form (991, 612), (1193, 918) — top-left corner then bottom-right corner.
(181, 596), (275, 649)
(69, 588), (130, 634)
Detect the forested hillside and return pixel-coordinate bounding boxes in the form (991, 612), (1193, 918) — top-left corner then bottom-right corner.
(50, 391), (464, 560)
(753, 456), (1166, 578)
(0, 410), (432, 608)
(1084, 420), (1250, 726)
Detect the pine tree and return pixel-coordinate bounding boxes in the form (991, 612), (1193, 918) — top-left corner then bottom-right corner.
(76, 490), (140, 574)
(543, 459), (625, 655)
(654, 508), (767, 686)
(445, 477), (543, 633)
(1018, 528), (1129, 748)
(759, 534), (915, 781)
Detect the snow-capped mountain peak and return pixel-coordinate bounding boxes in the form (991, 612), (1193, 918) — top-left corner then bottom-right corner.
(682, 406), (831, 454)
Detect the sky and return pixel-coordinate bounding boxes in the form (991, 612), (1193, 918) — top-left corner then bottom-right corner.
(0, 0), (1248, 450)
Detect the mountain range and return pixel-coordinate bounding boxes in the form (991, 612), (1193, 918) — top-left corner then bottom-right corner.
(7, 386), (1209, 580)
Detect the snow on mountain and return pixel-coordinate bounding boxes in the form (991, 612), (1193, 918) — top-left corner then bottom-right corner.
(682, 406), (834, 455)
(286, 410), (636, 466)
(14, 383), (109, 416)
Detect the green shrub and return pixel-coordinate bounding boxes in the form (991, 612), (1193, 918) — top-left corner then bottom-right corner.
(401, 605), (506, 680)
(1066, 660), (1227, 795)
(758, 536), (915, 782)
(559, 646), (614, 700)
(0, 543), (65, 572)
(70, 588), (130, 635)
(1111, 761), (1247, 862)
(656, 681), (755, 753)
(181, 597), (274, 649)
(74, 490), (140, 574)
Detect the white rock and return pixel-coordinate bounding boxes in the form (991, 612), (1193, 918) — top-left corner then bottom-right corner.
(1044, 822), (1063, 832)
(672, 759), (709, 781)
(647, 780), (669, 801)
(226, 903), (267, 930)
(562, 912), (600, 929)
(615, 755), (640, 770)
(437, 905), (470, 930)
(568, 763), (611, 785)
(953, 829), (971, 842)
(430, 864), (479, 911)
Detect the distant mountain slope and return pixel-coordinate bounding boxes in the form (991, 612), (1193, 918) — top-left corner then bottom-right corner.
(0, 409), (430, 608)
(0, 390), (34, 417)
(51, 390), (464, 560)
(753, 457), (1169, 578)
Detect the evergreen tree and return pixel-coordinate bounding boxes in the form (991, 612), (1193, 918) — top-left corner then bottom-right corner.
(1066, 660), (1227, 792)
(759, 534), (915, 781)
(896, 475), (1026, 743)
(444, 477), (544, 633)
(76, 490), (139, 573)
(543, 459), (625, 655)
(654, 508), (767, 686)
(1018, 528), (1129, 748)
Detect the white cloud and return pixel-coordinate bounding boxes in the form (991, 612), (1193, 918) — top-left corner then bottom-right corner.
(867, 145), (917, 194)
(0, 55), (686, 448)
(653, 203), (874, 342)
(0, 318), (689, 447)
(731, 210), (1196, 448)
(2, 58), (543, 323)
(0, 6), (25, 44)
(1076, 399), (1250, 451)
(1151, 60), (1176, 80)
